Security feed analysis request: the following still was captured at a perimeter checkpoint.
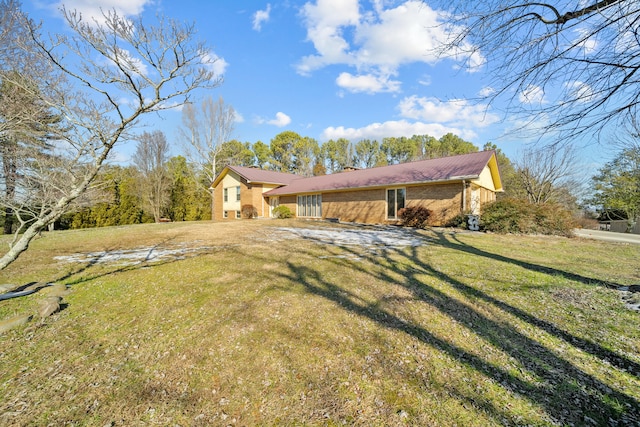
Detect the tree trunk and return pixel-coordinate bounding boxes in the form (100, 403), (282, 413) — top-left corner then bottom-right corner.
(3, 207), (13, 235)
(0, 215), (49, 270)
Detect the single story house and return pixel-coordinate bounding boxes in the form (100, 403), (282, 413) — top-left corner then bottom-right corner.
(211, 150), (503, 225)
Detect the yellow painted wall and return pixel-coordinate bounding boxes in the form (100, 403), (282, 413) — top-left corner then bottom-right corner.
(472, 165), (496, 191)
(221, 173), (242, 213)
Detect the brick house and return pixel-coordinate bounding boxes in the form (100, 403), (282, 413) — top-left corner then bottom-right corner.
(211, 150), (503, 225)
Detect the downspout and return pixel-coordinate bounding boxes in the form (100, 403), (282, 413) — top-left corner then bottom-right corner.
(462, 180), (466, 212)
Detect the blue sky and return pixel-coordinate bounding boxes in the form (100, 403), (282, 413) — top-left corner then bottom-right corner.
(21, 0), (606, 167)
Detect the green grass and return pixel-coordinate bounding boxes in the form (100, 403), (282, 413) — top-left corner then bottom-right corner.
(0, 220), (639, 426)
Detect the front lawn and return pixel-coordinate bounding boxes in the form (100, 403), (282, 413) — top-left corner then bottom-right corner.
(0, 220), (638, 426)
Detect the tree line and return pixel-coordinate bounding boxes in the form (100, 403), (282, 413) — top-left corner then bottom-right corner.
(220, 131), (480, 176)
(50, 129), (486, 230)
(4, 81), (638, 233)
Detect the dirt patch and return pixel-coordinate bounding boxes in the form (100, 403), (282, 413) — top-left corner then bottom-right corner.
(53, 242), (218, 267)
(270, 226), (425, 249)
(52, 226), (425, 267)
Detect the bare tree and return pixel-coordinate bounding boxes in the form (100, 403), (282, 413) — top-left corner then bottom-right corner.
(0, 4), (219, 270)
(514, 145), (579, 204)
(132, 131), (171, 223)
(434, 0), (639, 141)
(178, 96), (236, 204)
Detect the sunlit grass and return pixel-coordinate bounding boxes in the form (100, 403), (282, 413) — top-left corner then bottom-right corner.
(1, 220), (639, 425)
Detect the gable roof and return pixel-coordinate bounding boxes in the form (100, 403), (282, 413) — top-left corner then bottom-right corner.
(265, 151), (501, 196)
(212, 165), (300, 188)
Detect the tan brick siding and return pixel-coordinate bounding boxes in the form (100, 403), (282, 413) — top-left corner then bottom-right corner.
(318, 182), (464, 226)
(212, 183), (223, 221)
(214, 176), (495, 225)
(323, 189), (387, 223)
(406, 183), (462, 225)
(214, 175), (264, 220)
(240, 182), (266, 218)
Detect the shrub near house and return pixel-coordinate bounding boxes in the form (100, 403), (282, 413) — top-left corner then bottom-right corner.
(480, 198), (576, 236)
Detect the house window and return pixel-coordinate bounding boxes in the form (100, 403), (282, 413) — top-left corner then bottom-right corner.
(236, 210), (241, 219)
(223, 210), (228, 218)
(236, 186), (241, 202)
(387, 188), (405, 220)
(223, 188), (228, 202)
(297, 194), (322, 217)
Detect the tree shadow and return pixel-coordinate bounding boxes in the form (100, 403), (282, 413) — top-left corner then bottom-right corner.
(277, 228), (640, 425)
(427, 230), (640, 376)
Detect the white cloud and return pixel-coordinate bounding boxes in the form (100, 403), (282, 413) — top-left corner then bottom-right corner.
(234, 111), (245, 123)
(518, 85), (546, 104)
(56, 0), (150, 22)
(297, 0), (482, 91)
(297, 0), (360, 75)
(397, 95), (499, 128)
(336, 72), (401, 94)
(478, 86), (495, 97)
(200, 51), (228, 77)
(574, 27), (598, 54)
(112, 47), (148, 76)
(321, 93), (500, 144)
(352, 1), (444, 68)
(259, 112), (291, 127)
(418, 74), (431, 86)
(252, 4), (271, 31)
(321, 120), (477, 142)
(564, 80), (594, 104)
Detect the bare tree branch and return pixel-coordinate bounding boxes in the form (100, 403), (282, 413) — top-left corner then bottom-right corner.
(0, 3), (220, 270)
(178, 95), (236, 195)
(433, 0), (640, 142)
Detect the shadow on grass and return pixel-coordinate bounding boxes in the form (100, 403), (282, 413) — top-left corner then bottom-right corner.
(429, 230), (640, 377)
(278, 228), (640, 425)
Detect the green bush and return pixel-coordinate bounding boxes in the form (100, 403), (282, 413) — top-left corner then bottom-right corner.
(398, 206), (433, 228)
(272, 205), (293, 219)
(480, 198), (576, 236)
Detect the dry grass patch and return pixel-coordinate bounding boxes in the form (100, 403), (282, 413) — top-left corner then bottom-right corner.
(0, 220), (639, 426)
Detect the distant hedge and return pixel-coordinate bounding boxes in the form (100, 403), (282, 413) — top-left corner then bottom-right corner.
(480, 198), (576, 237)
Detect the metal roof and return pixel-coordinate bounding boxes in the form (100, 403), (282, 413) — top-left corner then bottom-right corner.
(212, 165), (300, 187)
(265, 151), (498, 196)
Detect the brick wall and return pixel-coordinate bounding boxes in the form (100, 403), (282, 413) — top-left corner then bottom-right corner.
(212, 183), (223, 221)
(314, 182), (464, 225)
(240, 182), (266, 218)
(323, 189), (387, 223)
(216, 178), (494, 225)
(407, 183), (462, 225)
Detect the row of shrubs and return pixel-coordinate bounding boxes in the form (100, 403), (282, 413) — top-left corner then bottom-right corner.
(248, 199), (577, 236)
(379, 198), (576, 236)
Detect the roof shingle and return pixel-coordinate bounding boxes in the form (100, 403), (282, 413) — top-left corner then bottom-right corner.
(215, 166), (300, 186)
(265, 151), (496, 196)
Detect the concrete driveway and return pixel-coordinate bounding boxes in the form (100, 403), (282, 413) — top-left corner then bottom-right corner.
(574, 229), (640, 245)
